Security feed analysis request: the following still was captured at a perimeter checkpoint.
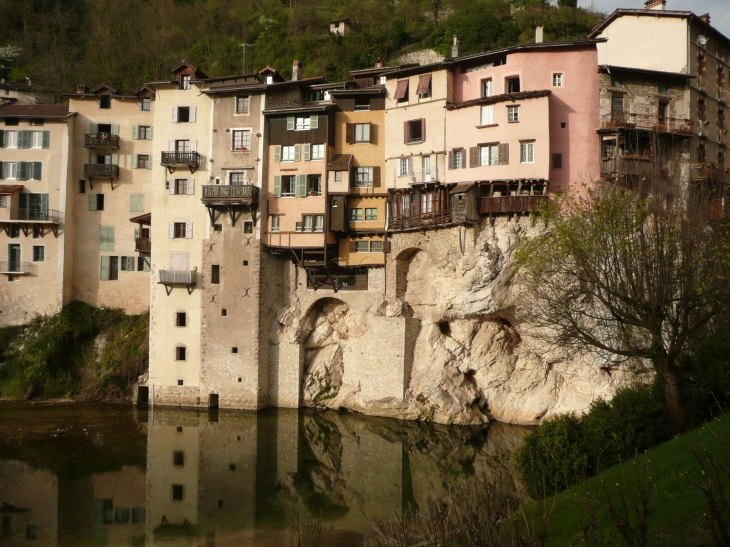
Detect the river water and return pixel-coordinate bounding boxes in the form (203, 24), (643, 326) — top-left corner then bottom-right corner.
(0, 403), (529, 547)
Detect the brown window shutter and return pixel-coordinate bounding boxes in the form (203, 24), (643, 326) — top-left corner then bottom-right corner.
(421, 118), (426, 141)
(394, 80), (409, 100)
(369, 123), (377, 145)
(499, 143), (509, 165)
(416, 74), (431, 95)
(346, 123), (355, 144)
(404, 121), (409, 144)
(470, 147), (478, 168)
(349, 240), (356, 253)
(382, 241), (391, 253)
(448, 150), (454, 170)
(372, 166), (381, 187)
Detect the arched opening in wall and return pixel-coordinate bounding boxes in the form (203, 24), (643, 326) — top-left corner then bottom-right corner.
(300, 298), (352, 407)
(395, 248), (422, 300)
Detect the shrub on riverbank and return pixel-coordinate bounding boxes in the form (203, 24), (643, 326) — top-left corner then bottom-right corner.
(516, 385), (671, 498)
(0, 301), (148, 400)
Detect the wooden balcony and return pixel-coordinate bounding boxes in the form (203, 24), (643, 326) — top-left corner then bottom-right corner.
(0, 261), (35, 275)
(84, 164), (120, 179)
(84, 134), (120, 149)
(600, 155), (655, 178)
(479, 195), (548, 214)
(601, 112), (695, 136)
(389, 209), (454, 232)
(201, 184), (259, 205)
(135, 237), (151, 254)
(161, 151), (200, 173)
(158, 269), (196, 294)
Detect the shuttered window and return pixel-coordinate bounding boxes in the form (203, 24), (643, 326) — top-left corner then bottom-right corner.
(394, 80), (409, 101)
(99, 226), (115, 251)
(416, 74), (432, 97)
(100, 256), (110, 281)
(480, 105), (494, 126)
(130, 194), (144, 212)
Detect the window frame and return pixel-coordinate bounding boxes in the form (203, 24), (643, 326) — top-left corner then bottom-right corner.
(140, 98), (151, 111)
(354, 123), (371, 143)
(520, 141), (535, 164)
(180, 75), (191, 90)
(364, 208), (378, 221)
(481, 78), (493, 98)
(281, 145), (296, 162)
(349, 208), (363, 221)
(32, 245), (45, 263)
(311, 144), (324, 160)
(399, 157), (411, 176)
(295, 117), (311, 131)
(552, 73), (564, 87)
(407, 119), (423, 143)
(354, 167), (373, 188)
(355, 241), (369, 253)
(99, 95), (111, 109)
(479, 144), (499, 166)
(370, 241), (383, 253)
(173, 222), (187, 238)
(231, 129), (251, 151)
(507, 105), (520, 123)
(271, 215), (281, 233)
(235, 95), (250, 115)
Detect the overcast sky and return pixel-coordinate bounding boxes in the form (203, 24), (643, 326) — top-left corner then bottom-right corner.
(578, 0), (730, 38)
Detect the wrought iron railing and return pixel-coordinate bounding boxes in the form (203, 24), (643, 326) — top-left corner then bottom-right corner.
(161, 152), (200, 167)
(158, 270), (195, 285)
(308, 273), (368, 290)
(601, 112), (695, 135)
(84, 164), (120, 178)
(11, 208), (62, 222)
(479, 195), (548, 214)
(201, 184), (259, 204)
(84, 134), (120, 148)
(0, 261), (34, 274)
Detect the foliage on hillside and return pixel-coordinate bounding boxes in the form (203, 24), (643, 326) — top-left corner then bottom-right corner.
(0, 301), (148, 400)
(0, 0), (604, 101)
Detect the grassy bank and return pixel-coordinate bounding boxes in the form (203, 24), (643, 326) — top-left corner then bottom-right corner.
(0, 301), (148, 401)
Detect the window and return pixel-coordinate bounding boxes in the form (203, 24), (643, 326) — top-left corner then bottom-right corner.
(552, 153), (563, 169)
(173, 222), (187, 238)
(177, 379), (184, 386)
(177, 107), (190, 123)
(307, 175), (321, 195)
(400, 157), (410, 176)
(355, 99), (370, 111)
(230, 172), (246, 185)
(243, 222), (253, 234)
(211, 264), (220, 284)
(99, 95), (111, 109)
(482, 79), (493, 98)
(520, 141), (535, 164)
(180, 75), (191, 90)
(479, 144), (499, 166)
(134, 154), (151, 169)
(141, 98), (151, 111)
(417, 74), (432, 98)
(232, 129), (251, 151)
(611, 75), (623, 88)
(172, 484), (184, 501)
(235, 95), (250, 114)
(304, 90), (326, 102)
(222, 309), (228, 316)
(552, 73), (563, 87)
(2, 162), (17, 179)
(132, 508), (146, 523)
(174, 451), (185, 466)
(365, 208), (377, 221)
(0, 196), (6, 207)
(108, 256), (119, 280)
(379, 76), (387, 85)
(454, 149), (464, 169)
(611, 94), (624, 113)
(173, 179), (188, 195)
(281, 175), (296, 196)
(271, 216), (280, 232)
(480, 105), (494, 126)
(130, 194), (144, 212)
(282, 145), (296, 161)
(26, 524), (38, 540)
(355, 167), (373, 187)
(355, 123), (370, 143)
(394, 80), (409, 103)
(295, 117), (310, 131)
(350, 208), (363, 221)
(4, 130), (17, 147)
(507, 77), (520, 93)
(355, 241), (369, 252)
(175, 139), (190, 152)
(120, 256), (134, 271)
(32, 246), (44, 262)
(4, 118), (18, 126)
(232, 347), (238, 353)
(370, 241), (383, 252)
(334, 171), (342, 183)
(406, 119), (424, 143)
(508, 106), (520, 122)
(314, 215), (324, 232)
(311, 144), (324, 160)
(175, 347), (186, 361)
(213, 223), (222, 233)
(137, 125), (151, 140)
(88, 193), (105, 211)
(30, 119), (44, 126)
(30, 131), (43, 148)
(9, 225), (20, 238)
(137, 256), (151, 272)
(99, 226), (115, 251)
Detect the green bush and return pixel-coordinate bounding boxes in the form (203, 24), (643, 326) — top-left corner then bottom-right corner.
(681, 325), (730, 421)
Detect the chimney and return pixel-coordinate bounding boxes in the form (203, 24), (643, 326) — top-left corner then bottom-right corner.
(700, 13), (711, 24)
(292, 60), (301, 81)
(76, 85), (89, 94)
(376, 57), (383, 69)
(535, 26), (544, 43)
(451, 34), (461, 58)
(644, 0), (666, 11)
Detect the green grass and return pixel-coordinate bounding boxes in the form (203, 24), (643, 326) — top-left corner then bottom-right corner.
(539, 414), (730, 546)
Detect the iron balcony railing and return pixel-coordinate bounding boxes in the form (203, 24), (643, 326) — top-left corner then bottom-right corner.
(308, 273), (368, 290)
(84, 134), (120, 149)
(201, 184), (259, 204)
(84, 164), (120, 178)
(479, 195), (549, 214)
(0, 261), (34, 274)
(601, 112), (695, 135)
(10, 208), (62, 222)
(389, 209), (453, 231)
(135, 237), (151, 253)
(161, 152), (200, 168)
(158, 269), (195, 285)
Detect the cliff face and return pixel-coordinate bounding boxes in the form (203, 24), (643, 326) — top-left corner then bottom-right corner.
(269, 217), (627, 426)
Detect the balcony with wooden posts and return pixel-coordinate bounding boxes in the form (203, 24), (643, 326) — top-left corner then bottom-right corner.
(135, 237), (151, 254)
(600, 112), (695, 136)
(479, 195), (549, 215)
(84, 163), (120, 190)
(600, 155), (657, 179)
(158, 269), (196, 295)
(1, 208), (63, 237)
(201, 184), (259, 227)
(0, 261), (35, 276)
(161, 151), (200, 174)
(389, 209), (454, 232)
(84, 134), (120, 149)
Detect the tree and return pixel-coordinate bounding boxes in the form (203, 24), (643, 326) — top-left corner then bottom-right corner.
(514, 177), (730, 432)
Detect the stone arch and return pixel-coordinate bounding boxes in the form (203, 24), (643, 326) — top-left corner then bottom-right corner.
(395, 247), (424, 301)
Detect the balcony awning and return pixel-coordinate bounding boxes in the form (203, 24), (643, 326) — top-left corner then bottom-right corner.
(129, 212), (151, 225)
(416, 74), (431, 95)
(393, 80), (409, 100)
(450, 182), (474, 194)
(327, 154), (353, 171)
(0, 185), (23, 195)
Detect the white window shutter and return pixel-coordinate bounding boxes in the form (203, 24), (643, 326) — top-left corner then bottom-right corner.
(132, 125), (139, 140)
(131, 154), (138, 169)
(168, 223), (175, 239)
(190, 140), (197, 152)
(186, 179), (195, 195)
(172, 107), (178, 123)
(190, 106), (197, 122)
(168, 181), (175, 195)
(168, 140), (175, 152)
(185, 223), (193, 239)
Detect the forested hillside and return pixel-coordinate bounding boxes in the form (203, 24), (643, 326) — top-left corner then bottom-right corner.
(0, 0), (603, 102)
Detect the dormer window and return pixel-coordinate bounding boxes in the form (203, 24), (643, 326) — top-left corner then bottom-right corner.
(355, 99), (370, 111)
(180, 75), (191, 90)
(305, 90), (326, 103)
(266, 76), (273, 84)
(99, 95), (111, 109)
(140, 98), (151, 111)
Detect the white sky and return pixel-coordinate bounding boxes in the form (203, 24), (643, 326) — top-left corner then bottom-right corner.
(578, 0), (730, 38)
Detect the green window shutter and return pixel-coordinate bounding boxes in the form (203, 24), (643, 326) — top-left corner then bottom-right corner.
(100, 256), (110, 281)
(89, 193), (97, 211)
(295, 174), (307, 197)
(90, 152), (98, 164)
(287, 116), (295, 130)
(131, 154), (138, 169)
(0, 161), (4, 179)
(17, 162), (29, 180)
(294, 144), (301, 161)
(143, 257), (151, 272)
(111, 153), (119, 165)
(131, 194), (143, 212)
(18, 131), (29, 149)
(273, 175), (281, 197)
(32, 162), (42, 180)
(0, 130), (5, 148)
(132, 125), (139, 140)
(303, 143), (311, 161)
(111, 124), (120, 136)
(149, 126), (154, 140)
(42, 131), (50, 149)
(274, 145), (281, 163)
(99, 226), (115, 251)
(90, 123), (98, 135)
(310, 115), (319, 129)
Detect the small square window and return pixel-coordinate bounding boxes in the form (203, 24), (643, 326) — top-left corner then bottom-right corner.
(214, 224), (222, 233)
(176, 347), (186, 361)
(99, 95), (111, 109)
(508, 106), (520, 123)
(5, 118), (19, 126)
(611, 75), (623, 88)
(561, 122), (567, 128)
(243, 260), (249, 266)
(232, 347), (238, 353)
(176, 426), (183, 433)
(229, 464), (236, 471)
(552, 73), (563, 87)
(141, 98), (151, 111)
(350, 208), (363, 221)
(173, 451), (185, 466)
(507, 77), (521, 93)
(171, 484), (184, 501)
(355, 241), (369, 253)
(177, 106), (190, 122)
(177, 379), (184, 386)
(243, 221), (253, 234)
(32, 246), (45, 262)
(218, 500), (224, 508)
(222, 309), (228, 316)
(552, 153), (563, 169)
(238, 378), (242, 383)
(180, 75), (191, 90)
(370, 241), (383, 253)
(176, 312), (186, 327)
(365, 208), (377, 221)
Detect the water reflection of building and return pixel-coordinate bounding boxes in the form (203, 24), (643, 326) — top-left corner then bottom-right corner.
(0, 461), (58, 546)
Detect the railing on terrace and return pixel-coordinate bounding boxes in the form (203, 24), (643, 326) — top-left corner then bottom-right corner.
(10, 208), (62, 222)
(307, 273), (368, 291)
(479, 195), (549, 214)
(161, 152), (200, 168)
(600, 155), (655, 178)
(84, 134), (120, 149)
(408, 169), (439, 184)
(135, 237), (151, 253)
(201, 184), (259, 204)
(0, 261), (34, 274)
(158, 270), (195, 285)
(601, 112), (695, 135)
(84, 164), (120, 178)
(389, 209), (453, 231)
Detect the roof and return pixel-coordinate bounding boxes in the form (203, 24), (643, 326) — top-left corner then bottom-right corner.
(349, 65), (416, 77)
(598, 65), (695, 79)
(171, 60), (208, 79)
(450, 182), (475, 194)
(0, 185), (23, 195)
(0, 81), (33, 92)
(329, 86), (385, 96)
(327, 154), (353, 171)
(129, 212), (151, 225)
(91, 83), (118, 94)
(0, 104), (74, 119)
(446, 90), (551, 111)
(263, 103), (336, 115)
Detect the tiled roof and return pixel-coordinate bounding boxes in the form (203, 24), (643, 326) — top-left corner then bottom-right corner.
(0, 185), (23, 195)
(129, 212), (151, 225)
(0, 104), (71, 118)
(446, 90), (551, 110)
(599, 65), (694, 79)
(327, 154), (353, 171)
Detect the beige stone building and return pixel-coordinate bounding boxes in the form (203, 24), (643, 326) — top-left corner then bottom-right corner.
(0, 80), (37, 105)
(0, 103), (74, 326)
(67, 83), (155, 313)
